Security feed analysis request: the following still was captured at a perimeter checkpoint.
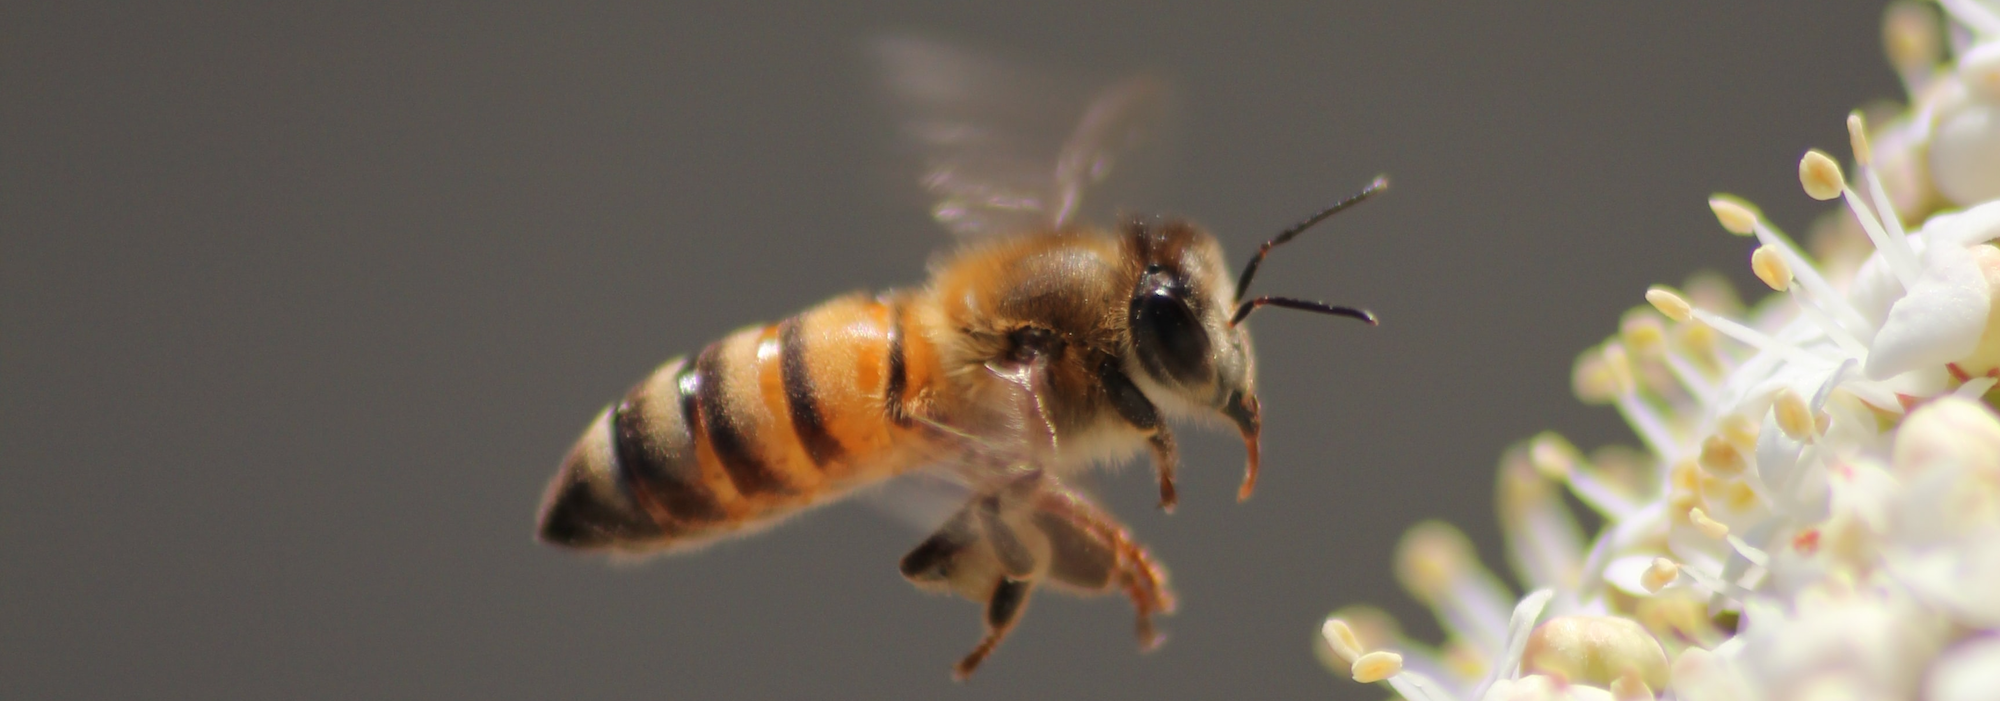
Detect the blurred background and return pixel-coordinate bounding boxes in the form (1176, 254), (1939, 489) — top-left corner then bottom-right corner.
(4, 2), (1901, 699)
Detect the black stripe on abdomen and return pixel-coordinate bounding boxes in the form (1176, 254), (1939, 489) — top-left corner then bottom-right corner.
(883, 300), (911, 426)
(779, 318), (844, 467)
(611, 390), (725, 526)
(689, 342), (787, 496)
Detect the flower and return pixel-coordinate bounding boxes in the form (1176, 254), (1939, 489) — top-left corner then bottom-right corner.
(1320, 3), (2000, 699)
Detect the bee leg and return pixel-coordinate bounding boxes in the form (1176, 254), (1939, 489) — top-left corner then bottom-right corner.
(1031, 487), (1176, 650)
(1144, 429), (1179, 513)
(1096, 358), (1179, 512)
(953, 577), (1034, 681)
(899, 508), (977, 584)
(976, 492), (1037, 579)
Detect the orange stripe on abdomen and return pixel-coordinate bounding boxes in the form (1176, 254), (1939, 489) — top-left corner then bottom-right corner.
(557, 291), (947, 552)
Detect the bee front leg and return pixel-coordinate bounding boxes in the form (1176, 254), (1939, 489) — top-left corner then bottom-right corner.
(1097, 358), (1179, 512)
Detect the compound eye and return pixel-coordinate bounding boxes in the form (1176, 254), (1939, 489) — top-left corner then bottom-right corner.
(1130, 279), (1211, 385)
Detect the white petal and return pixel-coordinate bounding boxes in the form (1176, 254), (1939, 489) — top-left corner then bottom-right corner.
(1920, 200), (2000, 247)
(1927, 637), (2000, 701)
(1601, 555), (1659, 596)
(1864, 241), (1990, 379)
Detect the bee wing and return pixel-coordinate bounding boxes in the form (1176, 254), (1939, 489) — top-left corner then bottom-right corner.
(860, 353), (1089, 533)
(873, 36), (1176, 238)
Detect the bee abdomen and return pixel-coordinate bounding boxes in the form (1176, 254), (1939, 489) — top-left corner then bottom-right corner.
(537, 356), (713, 549)
(538, 293), (937, 552)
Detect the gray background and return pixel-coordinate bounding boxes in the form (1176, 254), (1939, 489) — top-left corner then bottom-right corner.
(4, 2), (1899, 699)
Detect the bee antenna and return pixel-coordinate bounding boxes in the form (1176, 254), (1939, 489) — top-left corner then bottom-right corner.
(1230, 296), (1376, 327)
(1232, 175), (1389, 304)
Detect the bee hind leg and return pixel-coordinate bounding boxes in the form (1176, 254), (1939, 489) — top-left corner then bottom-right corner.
(898, 478), (1047, 680)
(1032, 488), (1176, 650)
(953, 577), (1034, 681)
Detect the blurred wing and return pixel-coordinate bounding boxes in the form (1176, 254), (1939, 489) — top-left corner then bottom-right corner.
(860, 353), (1103, 534)
(873, 36), (1177, 239)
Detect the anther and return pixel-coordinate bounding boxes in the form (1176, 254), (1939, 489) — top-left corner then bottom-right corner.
(1621, 313), (1667, 354)
(1774, 388), (1817, 442)
(1529, 433), (1580, 480)
(1708, 197), (1759, 236)
(1883, 2), (1942, 76)
(1688, 507), (1729, 539)
(1847, 113), (1873, 167)
(1640, 558), (1679, 593)
(1718, 412), (1759, 449)
(1697, 435), (1746, 476)
(1602, 343), (1636, 397)
(1751, 245), (1792, 292)
(1321, 618), (1365, 665)
(1573, 352), (1619, 405)
(1646, 287), (1693, 322)
(1350, 651), (1403, 683)
(1800, 150), (1846, 201)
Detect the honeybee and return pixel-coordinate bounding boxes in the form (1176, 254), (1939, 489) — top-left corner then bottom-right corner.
(535, 37), (1384, 679)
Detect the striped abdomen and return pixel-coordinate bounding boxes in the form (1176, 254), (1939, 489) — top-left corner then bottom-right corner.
(537, 292), (942, 551)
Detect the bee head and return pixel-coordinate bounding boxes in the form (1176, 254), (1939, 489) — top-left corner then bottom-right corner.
(1121, 178), (1383, 498)
(1120, 218), (1261, 430)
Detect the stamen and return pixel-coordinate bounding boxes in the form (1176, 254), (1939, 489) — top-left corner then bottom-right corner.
(1847, 113), (1872, 167)
(1321, 618), (1365, 665)
(1883, 2), (1943, 84)
(1800, 150), (1846, 201)
(1641, 558), (1680, 593)
(1573, 351), (1621, 404)
(1646, 286), (1693, 322)
(1524, 434), (1639, 519)
(1688, 507), (1729, 538)
(1724, 534), (1770, 568)
(1602, 343), (1638, 397)
(1351, 651), (1404, 683)
(1620, 313), (1667, 355)
(1395, 523), (1513, 653)
(1708, 197), (1759, 236)
(1718, 412), (1759, 448)
(1698, 435), (1746, 476)
(1528, 433), (1578, 479)
(1745, 217), (1876, 337)
(1774, 388), (1817, 442)
(1850, 112), (1917, 258)
(1385, 670), (1451, 701)
(1659, 345), (1719, 407)
(1686, 307), (1838, 366)
(1827, 162), (1923, 289)
(1751, 246), (1791, 291)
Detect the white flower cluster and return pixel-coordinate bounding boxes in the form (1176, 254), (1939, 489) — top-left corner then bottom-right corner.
(1320, 3), (2000, 699)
